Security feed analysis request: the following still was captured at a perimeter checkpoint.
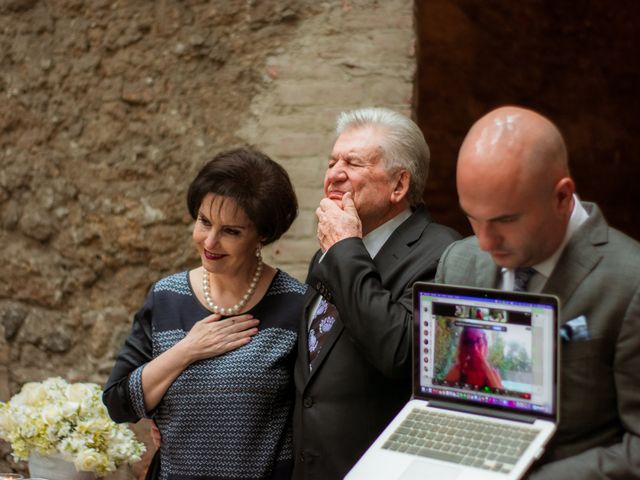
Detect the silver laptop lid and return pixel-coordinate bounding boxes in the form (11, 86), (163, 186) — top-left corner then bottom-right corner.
(412, 282), (559, 422)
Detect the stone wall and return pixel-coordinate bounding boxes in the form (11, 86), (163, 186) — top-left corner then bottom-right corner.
(0, 0), (416, 474)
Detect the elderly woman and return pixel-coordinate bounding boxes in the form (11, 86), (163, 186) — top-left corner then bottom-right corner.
(103, 148), (307, 480)
(443, 327), (504, 390)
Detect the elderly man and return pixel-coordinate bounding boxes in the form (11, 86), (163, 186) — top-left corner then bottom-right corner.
(436, 106), (640, 479)
(293, 108), (461, 479)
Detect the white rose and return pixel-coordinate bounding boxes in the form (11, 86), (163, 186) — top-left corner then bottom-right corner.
(21, 382), (48, 406)
(41, 404), (62, 424)
(60, 400), (80, 419)
(74, 448), (100, 472)
(0, 408), (15, 434)
(66, 383), (93, 402)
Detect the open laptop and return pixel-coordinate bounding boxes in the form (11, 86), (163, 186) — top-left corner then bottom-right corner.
(346, 282), (560, 480)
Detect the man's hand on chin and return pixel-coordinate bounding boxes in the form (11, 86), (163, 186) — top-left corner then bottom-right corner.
(316, 192), (362, 252)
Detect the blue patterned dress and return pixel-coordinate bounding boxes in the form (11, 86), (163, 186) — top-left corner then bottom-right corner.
(103, 270), (307, 480)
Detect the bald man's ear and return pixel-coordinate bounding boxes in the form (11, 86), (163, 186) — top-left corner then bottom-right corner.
(554, 177), (575, 214)
(390, 169), (411, 204)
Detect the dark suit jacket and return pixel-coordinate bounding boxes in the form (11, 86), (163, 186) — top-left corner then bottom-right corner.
(292, 204), (461, 479)
(435, 202), (640, 480)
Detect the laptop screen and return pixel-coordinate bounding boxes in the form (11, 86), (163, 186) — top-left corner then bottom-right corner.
(413, 282), (558, 420)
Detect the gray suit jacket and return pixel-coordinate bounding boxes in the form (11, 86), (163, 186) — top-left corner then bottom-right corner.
(293, 204), (461, 479)
(435, 202), (640, 479)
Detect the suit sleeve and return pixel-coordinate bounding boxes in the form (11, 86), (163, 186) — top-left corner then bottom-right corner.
(528, 287), (640, 480)
(435, 242), (456, 284)
(306, 237), (443, 379)
(102, 288), (155, 423)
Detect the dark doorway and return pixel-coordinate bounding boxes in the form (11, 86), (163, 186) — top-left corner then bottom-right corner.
(415, 0), (640, 241)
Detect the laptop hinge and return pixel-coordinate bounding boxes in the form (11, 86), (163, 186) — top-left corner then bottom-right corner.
(428, 400), (536, 424)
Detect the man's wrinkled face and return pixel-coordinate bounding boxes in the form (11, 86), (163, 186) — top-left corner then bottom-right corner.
(324, 126), (398, 233)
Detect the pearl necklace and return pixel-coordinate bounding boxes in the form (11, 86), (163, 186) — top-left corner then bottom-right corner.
(202, 255), (264, 315)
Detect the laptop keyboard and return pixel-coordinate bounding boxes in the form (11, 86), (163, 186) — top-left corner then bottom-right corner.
(382, 408), (540, 474)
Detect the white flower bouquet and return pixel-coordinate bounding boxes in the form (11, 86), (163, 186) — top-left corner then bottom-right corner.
(0, 377), (145, 476)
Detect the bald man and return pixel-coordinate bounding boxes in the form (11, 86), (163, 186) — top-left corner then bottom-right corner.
(436, 106), (640, 479)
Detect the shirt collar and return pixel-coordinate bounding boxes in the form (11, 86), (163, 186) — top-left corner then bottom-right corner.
(363, 208), (412, 258)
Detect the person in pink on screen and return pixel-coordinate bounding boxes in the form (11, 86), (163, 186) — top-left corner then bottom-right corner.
(444, 327), (504, 389)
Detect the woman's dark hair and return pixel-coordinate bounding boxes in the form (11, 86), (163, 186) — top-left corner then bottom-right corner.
(187, 148), (298, 245)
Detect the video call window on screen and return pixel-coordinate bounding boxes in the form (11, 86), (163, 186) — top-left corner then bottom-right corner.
(431, 314), (533, 400)
(421, 300), (536, 396)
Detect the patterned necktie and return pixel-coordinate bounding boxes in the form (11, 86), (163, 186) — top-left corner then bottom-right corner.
(308, 297), (338, 370)
(514, 267), (536, 292)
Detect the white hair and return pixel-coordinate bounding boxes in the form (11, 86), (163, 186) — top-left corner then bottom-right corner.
(335, 107), (430, 206)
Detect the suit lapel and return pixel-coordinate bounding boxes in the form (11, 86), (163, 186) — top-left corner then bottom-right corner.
(542, 203), (607, 322)
(374, 205), (429, 272)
